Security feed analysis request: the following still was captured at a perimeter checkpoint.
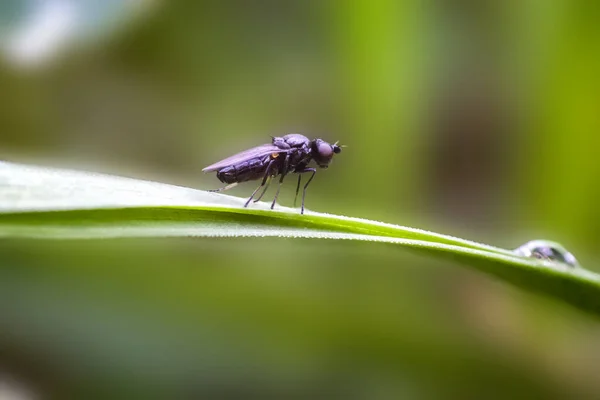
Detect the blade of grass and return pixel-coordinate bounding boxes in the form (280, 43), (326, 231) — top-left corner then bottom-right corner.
(0, 161), (598, 316)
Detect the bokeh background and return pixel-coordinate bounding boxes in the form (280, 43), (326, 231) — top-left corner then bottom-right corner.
(1, 0), (600, 398)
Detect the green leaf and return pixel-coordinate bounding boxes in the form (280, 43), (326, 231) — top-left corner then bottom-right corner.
(1, 161), (598, 316)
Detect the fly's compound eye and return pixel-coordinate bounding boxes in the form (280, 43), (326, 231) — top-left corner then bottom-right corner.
(312, 138), (340, 168)
(317, 142), (333, 159)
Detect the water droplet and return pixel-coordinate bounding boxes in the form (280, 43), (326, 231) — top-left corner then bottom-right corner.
(514, 240), (579, 268)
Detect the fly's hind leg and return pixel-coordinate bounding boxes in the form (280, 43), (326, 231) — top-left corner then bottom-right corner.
(208, 182), (238, 192)
(297, 168), (316, 214)
(253, 175), (272, 203)
(244, 160), (275, 207)
(270, 154), (290, 209)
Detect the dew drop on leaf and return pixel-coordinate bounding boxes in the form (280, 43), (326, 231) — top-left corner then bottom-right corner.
(514, 240), (579, 268)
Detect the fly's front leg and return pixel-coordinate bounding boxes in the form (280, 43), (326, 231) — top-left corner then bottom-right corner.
(297, 168), (316, 214)
(293, 175), (302, 208)
(244, 160), (275, 207)
(271, 154), (290, 209)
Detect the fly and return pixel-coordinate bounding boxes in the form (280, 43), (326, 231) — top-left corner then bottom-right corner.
(203, 133), (342, 214)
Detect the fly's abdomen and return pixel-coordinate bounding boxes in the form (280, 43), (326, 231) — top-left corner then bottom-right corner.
(216, 155), (275, 184)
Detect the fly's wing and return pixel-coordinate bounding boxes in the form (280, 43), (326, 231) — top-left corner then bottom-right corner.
(202, 144), (289, 172)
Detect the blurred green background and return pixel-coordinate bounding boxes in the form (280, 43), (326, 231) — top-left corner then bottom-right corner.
(1, 0), (600, 398)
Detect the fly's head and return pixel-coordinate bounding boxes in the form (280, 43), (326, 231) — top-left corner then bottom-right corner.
(311, 139), (342, 168)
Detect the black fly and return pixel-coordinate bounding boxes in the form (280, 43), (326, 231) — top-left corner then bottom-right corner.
(203, 133), (342, 214)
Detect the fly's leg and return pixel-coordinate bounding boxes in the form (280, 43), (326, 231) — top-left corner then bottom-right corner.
(293, 174), (302, 208)
(244, 160), (275, 207)
(208, 182), (238, 192)
(271, 154), (290, 209)
(298, 168), (316, 214)
(253, 175), (272, 203)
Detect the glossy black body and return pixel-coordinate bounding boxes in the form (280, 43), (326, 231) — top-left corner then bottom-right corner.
(216, 153), (278, 184)
(203, 134), (341, 213)
(211, 135), (312, 184)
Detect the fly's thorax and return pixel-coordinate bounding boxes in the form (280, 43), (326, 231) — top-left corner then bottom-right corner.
(282, 133), (310, 148)
(285, 147), (311, 169)
(272, 136), (290, 149)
